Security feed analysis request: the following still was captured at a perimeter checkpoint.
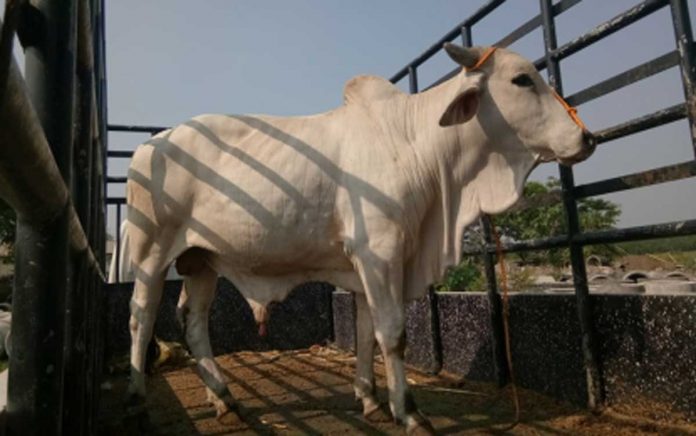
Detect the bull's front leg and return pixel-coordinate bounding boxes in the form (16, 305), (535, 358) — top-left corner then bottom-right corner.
(353, 247), (435, 435)
(354, 292), (392, 422)
(180, 266), (244, 427)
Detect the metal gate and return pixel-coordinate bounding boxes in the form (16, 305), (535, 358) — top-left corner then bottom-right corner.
(0, 0), (108, 434)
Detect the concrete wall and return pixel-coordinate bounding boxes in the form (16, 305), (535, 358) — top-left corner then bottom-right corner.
(333, 291), (696, 418)
(105, 279), (334, 359)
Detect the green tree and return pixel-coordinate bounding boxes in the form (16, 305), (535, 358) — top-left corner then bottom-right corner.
(436, 258), (485, 292)
(437, 177), (622, 292)
(495, 177), (620, 266)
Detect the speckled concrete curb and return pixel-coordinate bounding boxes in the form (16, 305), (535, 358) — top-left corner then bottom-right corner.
(333, 291), (695, 418)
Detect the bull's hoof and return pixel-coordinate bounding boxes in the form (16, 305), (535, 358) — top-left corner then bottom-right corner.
(406, 414), (436, 435)
(364, 403), (393, 423)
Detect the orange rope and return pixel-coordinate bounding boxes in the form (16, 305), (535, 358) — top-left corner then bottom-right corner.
(489, 216), (520, 429)
(465, 45), (587, 130)
(552, 89), (587, 130)
(466, 46), (497, 71)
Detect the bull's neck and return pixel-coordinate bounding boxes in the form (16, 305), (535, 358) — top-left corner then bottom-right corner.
(403, 77), (487, 267)
(408, 77), (483, 188)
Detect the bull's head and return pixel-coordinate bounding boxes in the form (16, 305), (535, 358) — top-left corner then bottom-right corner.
(430, 43), (595, 219)
(440, 43), (595, 167)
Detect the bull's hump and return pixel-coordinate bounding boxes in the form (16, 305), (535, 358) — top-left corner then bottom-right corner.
(343, 75), (404, 106)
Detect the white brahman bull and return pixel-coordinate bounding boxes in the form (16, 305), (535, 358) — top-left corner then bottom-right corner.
(123, 43), (594, 433)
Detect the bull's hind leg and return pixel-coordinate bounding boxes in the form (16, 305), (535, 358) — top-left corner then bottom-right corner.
(180, 264), (243, 426)
(128, 260), (166, 402)
(354, 292), (392, 422)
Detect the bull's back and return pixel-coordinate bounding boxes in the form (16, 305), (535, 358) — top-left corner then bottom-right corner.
(127, 113), (348, 271)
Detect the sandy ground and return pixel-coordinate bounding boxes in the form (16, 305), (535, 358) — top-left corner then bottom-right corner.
(98, 347), (695, 435)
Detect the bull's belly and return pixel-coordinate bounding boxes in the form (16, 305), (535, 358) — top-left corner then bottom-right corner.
(181, 215), (360, 301)
(184, 214), (348, 269)
(206, 250), (363, 306)
(208, 241), (352, 277)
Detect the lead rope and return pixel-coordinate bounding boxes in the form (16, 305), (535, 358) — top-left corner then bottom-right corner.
(464, 46), (588, 430)
(489, 216), (520, 430)
(467, 47), (521, 429)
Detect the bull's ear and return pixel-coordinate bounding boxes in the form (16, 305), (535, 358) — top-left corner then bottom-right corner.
(443, 42), (478, 68)
(439, 87), (480, 127)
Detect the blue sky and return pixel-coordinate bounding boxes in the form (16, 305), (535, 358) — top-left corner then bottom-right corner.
(100, 1), (695, 234)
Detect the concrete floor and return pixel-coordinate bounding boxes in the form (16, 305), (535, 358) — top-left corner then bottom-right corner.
(98, 347), (694, 435)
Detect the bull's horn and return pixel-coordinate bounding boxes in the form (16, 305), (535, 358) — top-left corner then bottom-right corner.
(443, 42), (478, 68)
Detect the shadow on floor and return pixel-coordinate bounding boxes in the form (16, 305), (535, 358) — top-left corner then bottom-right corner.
(98, 348), (694, 435)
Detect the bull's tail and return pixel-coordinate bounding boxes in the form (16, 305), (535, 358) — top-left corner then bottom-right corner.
(108, 220), (133, 283)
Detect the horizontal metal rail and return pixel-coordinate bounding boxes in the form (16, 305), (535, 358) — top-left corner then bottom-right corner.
(106, 176), (127, 184)
(106, 198), (126, 205)
(574, 160), (696, 198)
(534, 0), (670, 70)
(553, 0), (669, 62)
(108, 123), (167, 134)
(576, 217), (696, 245)
(566, 50), (680, 107)
(462, 218), (696, 256)
(107, 150), (134, 158)
(594, 103), (686, 144)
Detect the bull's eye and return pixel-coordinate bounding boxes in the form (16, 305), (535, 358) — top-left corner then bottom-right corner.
(511, 73), (534, 87)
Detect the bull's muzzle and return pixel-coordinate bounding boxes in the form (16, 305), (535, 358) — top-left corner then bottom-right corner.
(582, 129), (597, 150)
(559, 129), (596, 166)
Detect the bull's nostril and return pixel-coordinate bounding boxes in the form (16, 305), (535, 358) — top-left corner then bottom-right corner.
(582, 130), (597, 148)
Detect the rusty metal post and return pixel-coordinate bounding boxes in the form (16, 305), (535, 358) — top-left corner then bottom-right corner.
(539, 0), (604, 410)
(480, 216), (509, 386)
(669, 0), (696, 156)
(6, 0), (77, 434)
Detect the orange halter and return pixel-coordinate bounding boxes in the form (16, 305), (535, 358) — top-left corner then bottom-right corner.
(466, 46), (586, 130)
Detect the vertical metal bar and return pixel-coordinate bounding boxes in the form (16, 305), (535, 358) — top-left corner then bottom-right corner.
(63, 1), (94, 433)
(480, 216), (508, 386)
(9, 214), (70, 435)
(7, 1), (77, 434)
(115, 203), (121, 283)
(461, 25), (473, 47)
(86, 267), (98, 436)
(65, 257), (87, 436)
(539, 0), (603, 410)
(0, 1), (24, 103)
(92, 1), (108, 429)
(669, 0), (696, 156)
(96, 0), (108, 270)
(408, 65), (418, 93)
(75, 0), (94, 235)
